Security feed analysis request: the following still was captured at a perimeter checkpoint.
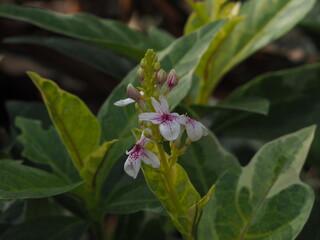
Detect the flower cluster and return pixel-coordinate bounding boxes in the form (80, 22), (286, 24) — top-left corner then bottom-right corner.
(114, 50), (208, 178)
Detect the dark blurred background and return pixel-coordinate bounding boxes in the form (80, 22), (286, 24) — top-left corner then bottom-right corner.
(0, 0), (319, 134)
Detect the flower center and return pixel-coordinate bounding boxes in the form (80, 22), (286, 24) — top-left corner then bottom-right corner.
(161, 114), (175, 123)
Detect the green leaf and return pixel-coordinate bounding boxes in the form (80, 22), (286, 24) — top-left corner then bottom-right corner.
(201, 0), (316, 100)
(147, 27), (175, 50)
(101, 159), (163, 214)
(0, 216), (87, 240)
(5, 101), (51, 129)
(96, 20), (228, 186)
(80, 140), (117, 189)
(0, 200), (25, 234)
(214, 97), (269, 115)
(28, 72), (100, 171)
(180, 131), (239, 196)
(198, 126), (315, 240)
(0, 160), (82, 199)
(15, 117), (79, 182)
(143, 163), (200, 238)
(211, 63), (320, 166)
(300, 0), (320, 49)
(4, 36), (135, 79)
(0, 4), (158, 59)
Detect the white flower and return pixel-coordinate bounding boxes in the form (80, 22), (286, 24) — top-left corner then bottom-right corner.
(178, 115), (208, 141)
(124, 131), (160, 179)
(139, 96), (181, 141)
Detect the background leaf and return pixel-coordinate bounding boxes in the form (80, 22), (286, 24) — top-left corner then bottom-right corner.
(180, 131), (239, 196)
(4, 36), (135, 79)
(0, 216), (87, 240)
(198, 126), (315, 240)
(28, 72), (101, 171)
(0, 4), (158, 59)
(201, 0), (316, 99)
(15, 117), (79, 182)
(211, 63), (320, 166)
(0, 160), (82, 199)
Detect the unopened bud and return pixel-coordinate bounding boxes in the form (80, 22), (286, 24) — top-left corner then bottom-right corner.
(140, 59), (146, 68)
(167, 70), (179, 91)
(154, 62), (161, 72)
(157, 69), (167, 88)
(126, 84), (141, 103)
(137, 67), (145, 82)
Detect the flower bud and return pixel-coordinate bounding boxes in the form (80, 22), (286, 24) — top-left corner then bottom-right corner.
(157, 69), (167, 88)
(167, 70), (179, 91)
(140, 59), (146, 68)
(154, 62), (161, 72)
(137, 67), (145, 82)
(126, 84), (141, 103)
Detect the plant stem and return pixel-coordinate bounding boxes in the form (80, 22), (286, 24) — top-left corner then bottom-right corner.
(91, 217), (105, 240)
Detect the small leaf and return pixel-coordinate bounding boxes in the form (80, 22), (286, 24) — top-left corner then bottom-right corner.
(0, 4), (158, 59)
(28, 72), (100, 171)
(80, 140), (117, 189)
(4, 36), (135, 79)
(0, 160), (82, 199)
(0, 216), (88, 240)
(143, 163), (200, 238)
(198, 126), (316, 240)
(15, 117), (79, 182)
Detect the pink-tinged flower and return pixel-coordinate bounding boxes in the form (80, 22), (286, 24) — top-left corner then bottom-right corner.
(124, 131), (160, 179)
(178, 115), (208, 141)
(114, 86), (144, 107)
(139, 96), (181, 141)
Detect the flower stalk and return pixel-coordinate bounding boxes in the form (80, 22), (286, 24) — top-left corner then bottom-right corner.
(114, 49), (208, 239)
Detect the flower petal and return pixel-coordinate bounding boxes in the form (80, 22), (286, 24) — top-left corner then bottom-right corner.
(141, 150), (160, 168)
(159, 120), (181, 141)
(124, 156), (141, 179)
(186, 120), (203, 141)
(139, 112), (162, 124)
(137, 131), (150, 147)
(114, 98), (135, 107)
(151, 97), (168, 114)
(159, 96), (170, 113)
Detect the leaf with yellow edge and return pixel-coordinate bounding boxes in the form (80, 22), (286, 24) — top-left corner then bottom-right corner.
(80, 139), (118, 189)
(142, 163), (200, 239)
(27, 72), (101, 171)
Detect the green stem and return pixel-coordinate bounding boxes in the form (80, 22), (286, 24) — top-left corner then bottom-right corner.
(156, 140), (184, 214)
(91, 217), (105, 240)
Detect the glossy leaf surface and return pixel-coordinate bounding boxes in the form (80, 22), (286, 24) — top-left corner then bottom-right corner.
(198, 126), (315, 240)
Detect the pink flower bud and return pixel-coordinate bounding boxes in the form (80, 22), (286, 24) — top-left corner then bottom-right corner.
(167, 70), (179, 91)
(126, 84), (141, 103)
(157, 69), (167, 88)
